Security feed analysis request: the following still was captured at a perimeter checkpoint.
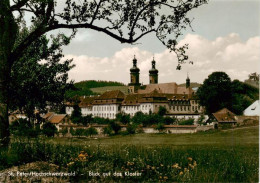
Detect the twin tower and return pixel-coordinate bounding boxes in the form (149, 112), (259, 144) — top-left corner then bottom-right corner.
(128, 56), (158, 87)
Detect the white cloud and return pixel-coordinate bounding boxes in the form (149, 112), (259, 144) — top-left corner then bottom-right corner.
(66, 33), (260, 84)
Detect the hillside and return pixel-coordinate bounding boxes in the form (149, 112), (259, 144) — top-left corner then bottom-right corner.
(90, 86), (129, 94)
(178, 82), (201, 88)
(65, 80), (126, 98)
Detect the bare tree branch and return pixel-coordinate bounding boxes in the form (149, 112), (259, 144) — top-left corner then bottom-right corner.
(10, 0), (29, 11)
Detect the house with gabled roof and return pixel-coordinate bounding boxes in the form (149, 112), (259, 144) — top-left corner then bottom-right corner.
(43, 112), (69, 131)
(211, 108), (237, 128)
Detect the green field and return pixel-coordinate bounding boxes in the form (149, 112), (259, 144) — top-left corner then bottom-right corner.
(52, 126), (259, 147)
(90, 86), (129, 94)
(1, 126), (259, 182)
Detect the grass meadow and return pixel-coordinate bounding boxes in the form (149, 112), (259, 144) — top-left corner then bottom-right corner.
(0, 126), (258, 182)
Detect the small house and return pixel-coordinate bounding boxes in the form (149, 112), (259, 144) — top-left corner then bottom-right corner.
(211, 108), (237, 128)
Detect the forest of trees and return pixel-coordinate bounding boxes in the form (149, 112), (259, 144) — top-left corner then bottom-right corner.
(66, 80), (125, 98)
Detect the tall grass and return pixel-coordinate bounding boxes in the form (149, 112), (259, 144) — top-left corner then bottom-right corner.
(0, 138), (258, 182)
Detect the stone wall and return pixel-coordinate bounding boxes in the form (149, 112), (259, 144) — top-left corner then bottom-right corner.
(197, 125), (215, 132)
(235, 116), (259, 126)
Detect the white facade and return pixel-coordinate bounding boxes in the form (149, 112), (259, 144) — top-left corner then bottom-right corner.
(92, 104), (120, 119)
(121, 105), (140, 117)
(66, 106), (73, 115)
(81, 107), (92, 116)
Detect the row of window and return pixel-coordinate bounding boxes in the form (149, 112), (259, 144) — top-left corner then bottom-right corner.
(170, 106), (200, 111)
(122, 104), (153, 111)
(171, 101), (190, 105)
(93, 106), (115, 112)
(93, 113), (115, 118)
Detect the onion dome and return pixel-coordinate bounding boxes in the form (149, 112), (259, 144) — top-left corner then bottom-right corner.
(130, 55), (140, 72)
(149, 58), (158, 74)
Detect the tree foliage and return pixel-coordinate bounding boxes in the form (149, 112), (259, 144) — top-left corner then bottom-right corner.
(9, 119), (40, 137)
(0, 0), (208, 146)
(42, 122), (57, 137)
(9, 28), (74, 120)
(158, 106), (167, 116)
(178, 118), (194, 125)
(71, 104), (82, 124)
(116, 112), (131, 124)
(197, 72), (259, 115)
(197, 72), (232, 114)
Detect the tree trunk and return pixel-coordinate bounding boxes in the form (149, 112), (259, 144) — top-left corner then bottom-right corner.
(0, 0), (18, 147)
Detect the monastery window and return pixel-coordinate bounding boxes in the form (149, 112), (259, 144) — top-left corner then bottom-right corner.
(192, 106), (194, 111)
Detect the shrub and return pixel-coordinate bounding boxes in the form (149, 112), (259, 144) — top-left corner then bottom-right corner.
(82, 115), (93, 125)
(42, 122), (58, 137)
(164, 117), (176, 125)
(70, 127), (76, 136)
(9, 119), (40, 137)
(197, 114), (206, 125)
(132, 111), (146, 125)
(71, 104), (82, 124)
(75, 128), (85, 137)
(126, 124), (137, 134)
(178, 118), (194, 125)
(158, 106), (167, 116)
(60, 127), (68, 136)
(103, 126), (113, 136)
(109, 121), (121, 134)
(116, 113), (131, 124)
(93, 117), (110, 124)
(86, 127), (98, 137)
(154, 122), (165, 132)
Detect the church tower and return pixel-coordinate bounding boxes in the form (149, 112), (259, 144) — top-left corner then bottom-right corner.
(186, 73), (190, 88)
(149, 57), (158, 84)
(128, 56), (141, 93)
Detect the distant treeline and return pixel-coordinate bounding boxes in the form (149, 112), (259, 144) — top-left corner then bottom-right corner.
(65, 80), (125, 98)
(76, 80), (125, 88)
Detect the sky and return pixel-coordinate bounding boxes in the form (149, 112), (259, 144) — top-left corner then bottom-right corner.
(59, 0), (260, 85)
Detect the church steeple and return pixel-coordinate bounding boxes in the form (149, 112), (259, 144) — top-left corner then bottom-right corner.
(128, 55), (141, 87)
(149, 57), (158, 84)
(186, 73), (190, 88)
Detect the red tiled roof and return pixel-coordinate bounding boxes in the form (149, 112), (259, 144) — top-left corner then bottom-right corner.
(79, 96), (97, 107)
(138, 82), (178, 94)
(49, 114), (67, 124)
(93, 90), (125, 105)
(212, 108), (236, 123)
(98, 90), (125, 99)
(122, 94), (143, 105)
(42, 112), (54, 120)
